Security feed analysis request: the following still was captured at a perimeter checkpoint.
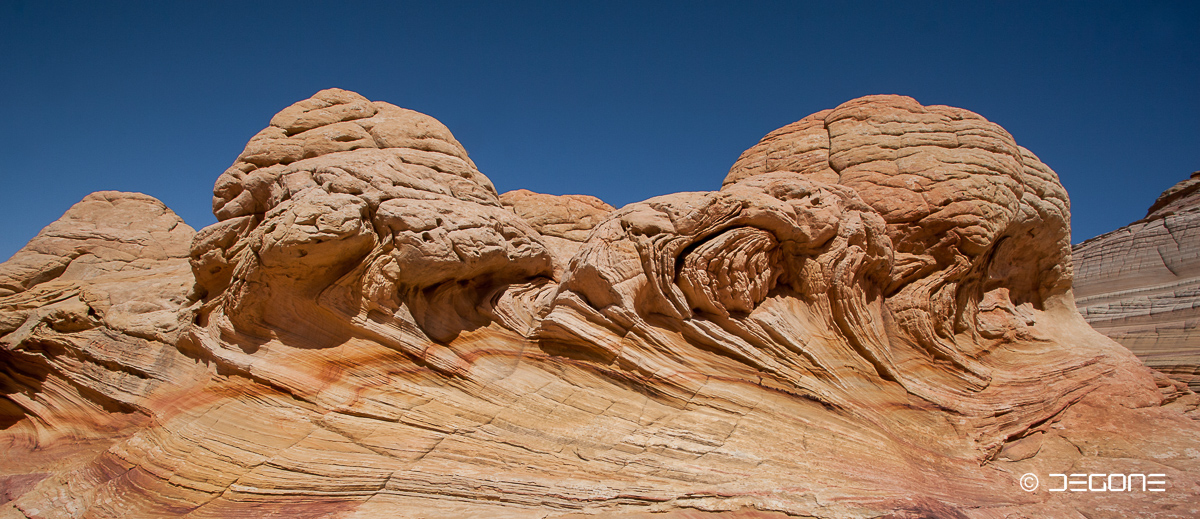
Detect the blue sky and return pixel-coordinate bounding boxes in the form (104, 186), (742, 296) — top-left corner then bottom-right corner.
(2, 1), (1197, 261)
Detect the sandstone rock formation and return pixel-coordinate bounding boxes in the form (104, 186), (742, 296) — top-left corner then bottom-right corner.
(499, 189), (615, 274)
(0, 192), (204, 509)
(1074, 171), (1200, 390)
(2, 90), (1198, 518)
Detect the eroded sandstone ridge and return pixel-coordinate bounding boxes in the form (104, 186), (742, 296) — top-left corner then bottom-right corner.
(1074, 171), (1200, 390)
(2, 90), (1198, 518)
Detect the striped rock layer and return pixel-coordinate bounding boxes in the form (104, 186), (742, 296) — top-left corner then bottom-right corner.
(1, 90), (1198, 518)
(1074, 171), (1200, 390)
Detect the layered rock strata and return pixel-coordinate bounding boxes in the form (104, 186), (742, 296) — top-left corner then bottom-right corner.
(0, 192), (204, 509)
(1, 90), (1197, 518)
(1074, 171), (1200, 390)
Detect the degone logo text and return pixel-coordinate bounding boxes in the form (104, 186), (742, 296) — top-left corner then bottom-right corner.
(1019, 473), (1166, 492)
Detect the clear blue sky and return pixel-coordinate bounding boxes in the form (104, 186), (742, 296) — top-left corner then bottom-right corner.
(2, 1), (1197, 261)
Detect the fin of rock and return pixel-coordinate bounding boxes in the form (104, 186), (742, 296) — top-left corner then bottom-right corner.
(1075, 170), (1200, 391)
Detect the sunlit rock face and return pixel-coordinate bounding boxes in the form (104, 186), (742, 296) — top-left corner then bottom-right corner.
(1074, 171), (1200, 391)
(2, 90), (1198, 518)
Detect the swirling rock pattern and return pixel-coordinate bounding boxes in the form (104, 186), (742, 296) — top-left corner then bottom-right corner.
(1074, 171), (1200, 390)
(1, 91), (1198, 518)
(0, 192), (205, 507)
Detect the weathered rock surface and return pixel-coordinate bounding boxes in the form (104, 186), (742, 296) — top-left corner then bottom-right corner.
(500, 189), (615, 273)
(2, 90), (1198, 518)
(1074, 171), (1200, 390)
(0, 192), (205, 508)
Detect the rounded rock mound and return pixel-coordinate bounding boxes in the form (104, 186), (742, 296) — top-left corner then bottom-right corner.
(1, 91), (1197, 519)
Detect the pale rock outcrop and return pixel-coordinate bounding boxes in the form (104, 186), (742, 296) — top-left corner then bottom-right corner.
(1, 91), (1198, 518)
(0, 192), (205, 499)
(1074, 171), (1200, 389)
(500, 189), (615, 272)
(0, 192), (194, 298)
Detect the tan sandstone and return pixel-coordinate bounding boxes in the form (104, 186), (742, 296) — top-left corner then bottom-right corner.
(1, 90), (1197, 518)
(499, 189), (615, 274)
(1074, 171), (1200, 390)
